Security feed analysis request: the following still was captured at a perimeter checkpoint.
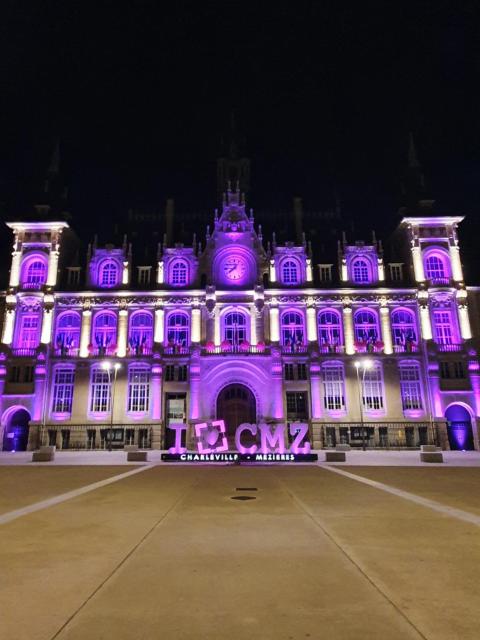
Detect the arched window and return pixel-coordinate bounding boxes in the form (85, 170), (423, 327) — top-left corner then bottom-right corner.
(391, 309), (417, 351)
(21, 254), (48, 289)
(223, 311), (248, 345)
(99, 261), (119, 288)
(424, 251), (449, 283)
(354, 309), (378, 343)
(351, 258), (370, 284)
(92, 312), (117, 351)
(281, 311), (304, 347)
(55, 312), (81, 352)
(167, 312), (189, 346)
(129, 311), (153, 353)
(171, 260), (188, 286)
(317, 310), (343, 351)
(282, 260), (299, 285)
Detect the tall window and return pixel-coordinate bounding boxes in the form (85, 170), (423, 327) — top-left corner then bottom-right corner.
(432, 310), (454, 345)
(129, 312), (153, 352)
(89, 368), (111, 413)
(52, 368), (75, 414)
(399, 362), (423, 411)
(24, 259), (48, 287)
(424, 253), (448, 282)
(171, 260), (188, 286)
(167, 312), (189, 346)
(15, 312), (40, 349)
(286, 392), (308, 419)
(354, 309), (378, 343)
(223, 311), (247, 345)
(127, 367), (150, 413)
(99, 261), (119, 288)
(351, 258), (370, 284)
(361, 363), (384, 411)
(55, 312), (81, 351)
(322, 363), (346, 412)
(282, 260), (299, 285)
(391, 309), (417, 348)
(318, 310), (342, 348)
(92, 313), (117, 350)
(281, 311), (304, 346)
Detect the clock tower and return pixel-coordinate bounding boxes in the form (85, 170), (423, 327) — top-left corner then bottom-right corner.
(201, 184), (267, 288)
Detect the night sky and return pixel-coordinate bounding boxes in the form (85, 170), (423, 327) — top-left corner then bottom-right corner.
(1, 2), (479, 259)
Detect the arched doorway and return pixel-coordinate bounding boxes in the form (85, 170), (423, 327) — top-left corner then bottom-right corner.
(445, 404), (475, 451)
(217, 384), (256, 446)
(2, 408), (31, 452)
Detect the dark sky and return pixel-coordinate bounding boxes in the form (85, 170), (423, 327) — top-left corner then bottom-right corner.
(1, 1), (479, 245)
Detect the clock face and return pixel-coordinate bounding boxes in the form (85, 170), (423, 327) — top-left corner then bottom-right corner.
(222, 256), (248, 282)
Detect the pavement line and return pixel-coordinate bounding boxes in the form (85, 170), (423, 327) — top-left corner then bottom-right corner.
(321, 464), (480, 527)
(0, 464), (154, 526)
(275, 473), (428, 640)
(50, 475), (199, 640)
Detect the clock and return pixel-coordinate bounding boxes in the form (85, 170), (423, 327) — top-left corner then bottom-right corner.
(222, 255), (248, 282)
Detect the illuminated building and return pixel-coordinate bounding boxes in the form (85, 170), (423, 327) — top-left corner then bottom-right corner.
(0, 184), (479, 453)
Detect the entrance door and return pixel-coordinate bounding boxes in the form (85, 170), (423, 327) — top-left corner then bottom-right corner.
(216, 384), (256, 446)
(2, 408), (31, 451)
(445, 404), (474, 450)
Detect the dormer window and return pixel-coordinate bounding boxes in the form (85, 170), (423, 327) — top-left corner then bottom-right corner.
(171, 260), (188, 286)
(99, 260), (119, 288)
(137, 266), (151, 285)
(389, 263), (403, 282)
(282, 260), (300, 285)
(318, 264), (333, 283)
(351, 258), (370, 284)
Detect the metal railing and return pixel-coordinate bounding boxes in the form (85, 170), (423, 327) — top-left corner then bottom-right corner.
(281, 344), (308, 354)
(163, 346), (192, 356)
(40, 424), (153, 450)
(320, 421), (439, 449)
(318, 345), (346, 354)
(11, 348), (37, 357)
(202, 344), (269, 355)
(436, 343), (463, 352)
(393, 343), (419, 353)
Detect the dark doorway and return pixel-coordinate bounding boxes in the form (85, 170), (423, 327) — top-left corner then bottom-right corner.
(2, 408), (31, 451)
(445, 404), (475, 451)
(216, 384), (256, 445)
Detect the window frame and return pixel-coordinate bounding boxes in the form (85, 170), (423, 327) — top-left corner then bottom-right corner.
(51, 366), (76, 416)
(127, 365), (151, 415)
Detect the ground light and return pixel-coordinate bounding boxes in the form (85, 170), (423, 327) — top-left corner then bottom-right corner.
(101, 361), (121, 451)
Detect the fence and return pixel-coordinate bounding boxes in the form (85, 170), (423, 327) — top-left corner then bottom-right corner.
(319, 422), (441, 449)
(40, 424), (153, 450)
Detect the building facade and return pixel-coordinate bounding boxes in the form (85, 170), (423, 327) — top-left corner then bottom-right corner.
(1, 186), (480, 452)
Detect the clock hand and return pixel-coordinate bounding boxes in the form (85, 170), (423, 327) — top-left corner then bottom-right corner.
(229, 265), (237, 273)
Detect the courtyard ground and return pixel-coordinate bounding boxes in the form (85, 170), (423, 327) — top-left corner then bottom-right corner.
(1, 454), (480, 639)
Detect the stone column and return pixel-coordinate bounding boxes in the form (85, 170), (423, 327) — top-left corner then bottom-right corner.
(309, 361), (322, 419)
(189, 348), (201, 421)
(154, 307), (164, 344)
(9, 250), (21, 287)
(117, 309), (128, 357)
(269, 306), (280, 343)
(79, 309), (92, 358)
(342, 305), (355, 354)
(46, 250), (60, 287)
(191, 307), (201, 344)
(412, 245), (425, 282)
(33, 361), (47, 421)
(306, 305), (317, 342)
(1, 301), (16, 345)
(151, 362), (162, 420)
(270, 347), (284, 419)
(449, 243), (463, 282)
(214, 308), (221, 346)
(380, 305), (393, 354)
(40, 307), (53, 344)
(250, 304), (257, 345)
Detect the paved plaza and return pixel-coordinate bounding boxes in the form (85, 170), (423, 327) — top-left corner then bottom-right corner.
(2, 456), (480, 639)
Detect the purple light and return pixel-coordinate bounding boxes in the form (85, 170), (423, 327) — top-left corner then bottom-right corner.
(167, 423), (188, 454)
